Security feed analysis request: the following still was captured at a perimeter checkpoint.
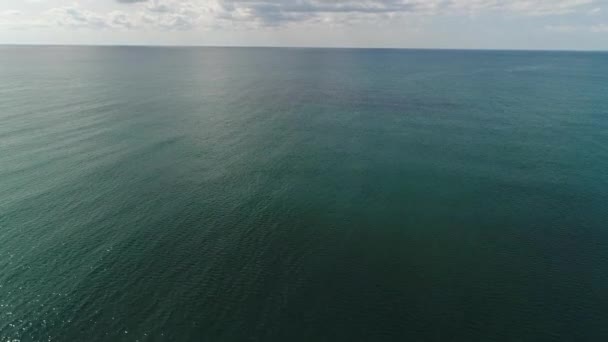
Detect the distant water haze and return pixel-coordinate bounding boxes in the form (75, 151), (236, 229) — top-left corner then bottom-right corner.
(1, 47), (607, 341)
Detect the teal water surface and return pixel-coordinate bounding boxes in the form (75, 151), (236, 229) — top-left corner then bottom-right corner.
(1, 47), (608, 341)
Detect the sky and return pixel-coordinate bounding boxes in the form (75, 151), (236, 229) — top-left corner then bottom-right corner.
(0, 0), (607, 50)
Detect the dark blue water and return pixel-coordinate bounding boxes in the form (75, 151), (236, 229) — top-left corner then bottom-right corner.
(1, 47), (607, 341)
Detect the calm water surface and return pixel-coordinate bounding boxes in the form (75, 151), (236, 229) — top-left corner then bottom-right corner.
(1, 47), (608, 341)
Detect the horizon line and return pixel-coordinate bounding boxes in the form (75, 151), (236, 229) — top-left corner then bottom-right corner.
(1, 43), (606, 53)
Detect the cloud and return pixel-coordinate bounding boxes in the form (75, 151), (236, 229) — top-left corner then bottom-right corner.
(0, 9), (49, 28)
(6, 0), (600, 32)
(46, 6), (137, 29)
(126, 0), (596, 30)
(545, 23), (608, 33)
(20, 2), (205, 31)
(590, 23), (608, 31)
(1, 10), (23, 17)
(503, 0), (595, 15)
(128, 0), (598, 26)
(206, 0), (453, 26)
(142, 1), (212, 30)
(545, 24), (581, 32)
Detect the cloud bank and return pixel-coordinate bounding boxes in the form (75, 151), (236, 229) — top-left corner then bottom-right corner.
(1, 0), (601, 31)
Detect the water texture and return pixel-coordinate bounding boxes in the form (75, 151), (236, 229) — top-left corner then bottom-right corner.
(1, 47), (607, 341)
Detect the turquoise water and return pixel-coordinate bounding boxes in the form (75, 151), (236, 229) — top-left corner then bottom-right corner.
(1, 47), (607, 341)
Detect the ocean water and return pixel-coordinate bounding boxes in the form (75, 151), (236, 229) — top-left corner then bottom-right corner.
(1, 46), (607, 341)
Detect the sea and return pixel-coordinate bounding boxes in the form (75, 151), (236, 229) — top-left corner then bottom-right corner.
(1, 46), (607, 341)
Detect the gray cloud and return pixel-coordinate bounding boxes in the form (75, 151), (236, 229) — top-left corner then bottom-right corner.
(215, 0), (427, 24)
(115, 0), (596, 24)
(217, 0), (596, 26)
(55, 0), (596, 30)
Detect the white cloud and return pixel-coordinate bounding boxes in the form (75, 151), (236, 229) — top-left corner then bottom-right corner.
(45, 6), (137, 29)
(1, 10), (23, 16)
(502, 0), (594, 15)
(0, 8), (48, 28)
(590, 23), (608, 31)
(545, 24), (581, 32)
(588, 7), (602, 15)
(546, 23), (608, 33)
